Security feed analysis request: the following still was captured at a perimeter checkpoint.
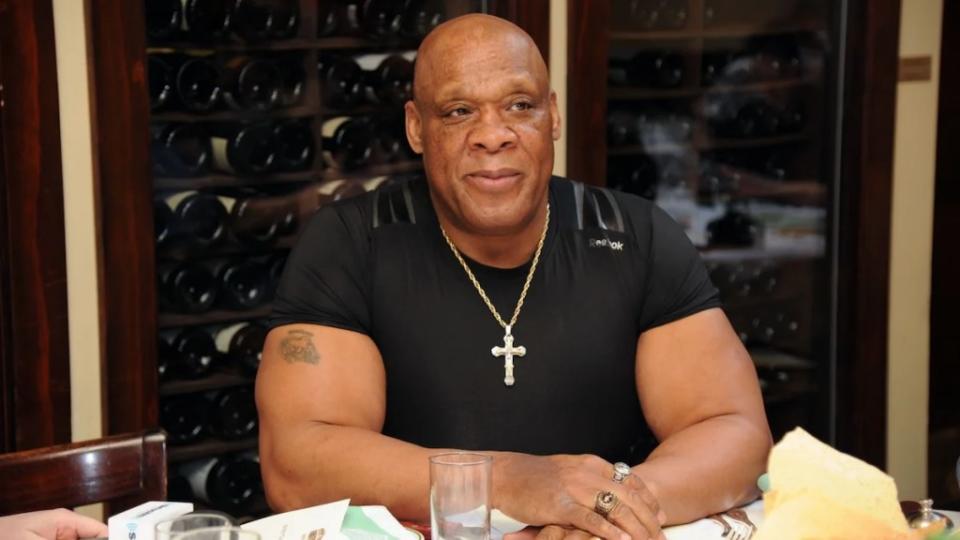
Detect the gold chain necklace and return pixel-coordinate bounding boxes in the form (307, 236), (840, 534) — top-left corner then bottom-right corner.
(439, 204), (550, 386)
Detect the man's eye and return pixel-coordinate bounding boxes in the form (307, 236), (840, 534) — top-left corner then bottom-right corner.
(511, 101), (533, 111)
(446, 107), (470, 117)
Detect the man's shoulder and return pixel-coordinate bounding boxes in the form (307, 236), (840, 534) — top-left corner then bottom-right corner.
(549, 176), (657, 235)
(306, 175), (429, 236)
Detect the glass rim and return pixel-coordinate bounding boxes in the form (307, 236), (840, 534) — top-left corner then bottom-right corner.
(429, 452), (492, 466)
(156, 512), (235, 529)
(165, 525), (258, 539)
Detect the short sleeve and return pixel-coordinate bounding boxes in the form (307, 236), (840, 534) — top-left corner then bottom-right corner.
(637, 204), (721, 330)
(269, 202), (372, 334)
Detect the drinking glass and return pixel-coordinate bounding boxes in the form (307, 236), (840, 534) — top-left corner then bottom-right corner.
(156, 512), (235, 540)
(170, 527), (260, 540)
(429, 452), (492, 540)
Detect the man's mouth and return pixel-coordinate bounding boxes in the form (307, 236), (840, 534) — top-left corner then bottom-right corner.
(464, 169), (523, 190)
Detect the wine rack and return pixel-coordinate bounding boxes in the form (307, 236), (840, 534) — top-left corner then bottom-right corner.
(143, 0), (495, 520)
(570, 0), (837, 443)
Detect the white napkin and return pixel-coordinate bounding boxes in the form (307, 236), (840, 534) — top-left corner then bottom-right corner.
(490, 500), (765, 540)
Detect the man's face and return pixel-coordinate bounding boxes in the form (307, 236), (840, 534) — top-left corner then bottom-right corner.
(405, 29), (561, 236)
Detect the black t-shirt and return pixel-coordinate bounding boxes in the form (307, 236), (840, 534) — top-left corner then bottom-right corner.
(270, 176), (720, 463)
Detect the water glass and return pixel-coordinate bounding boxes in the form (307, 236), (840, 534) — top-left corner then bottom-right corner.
(170, 527), (260, 540)
(429, 452), (492, 540)
(156, 512), (236, 540)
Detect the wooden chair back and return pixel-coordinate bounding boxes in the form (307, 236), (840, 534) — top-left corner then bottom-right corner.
(0, 430), (166, 514)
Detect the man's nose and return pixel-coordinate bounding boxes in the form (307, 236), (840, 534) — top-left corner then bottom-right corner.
(468, 112), (518, 152)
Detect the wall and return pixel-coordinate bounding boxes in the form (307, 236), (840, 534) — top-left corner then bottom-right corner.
(886, 0), (944, 500)
(52, 0), (104, 519)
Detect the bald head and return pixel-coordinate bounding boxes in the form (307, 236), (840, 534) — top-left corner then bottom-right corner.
(412, 14), (549, 104)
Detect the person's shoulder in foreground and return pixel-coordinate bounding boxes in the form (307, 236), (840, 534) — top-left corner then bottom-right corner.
(0, 508), (108, 540)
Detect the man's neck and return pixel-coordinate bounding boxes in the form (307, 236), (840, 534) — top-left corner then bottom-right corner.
(437, 204), (549, 269)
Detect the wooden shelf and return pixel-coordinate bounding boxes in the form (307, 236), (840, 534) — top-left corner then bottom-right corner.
(160, 371), (254, 397)
(610, 21), (825, 41)
(704, 133), (809, 150)
(700, 243), (825, 262)
(154, 171), (320, 190)
(607, 143), (690, 156)
(607, 87), (702, 100)
(705, 77), (821, 94)
(168, 436), (259, 463)
(151, 104), (320, 123)
(159, 304), (273, 329)
(323, 160), (423, 180)
(148, 38), (321, 53)
(148, 36), (419, 53)
(157, 236), (295, 262)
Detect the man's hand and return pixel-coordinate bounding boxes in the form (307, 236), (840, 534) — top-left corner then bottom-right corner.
(0, 508), (109, 540)
(493, 453), (666, 540)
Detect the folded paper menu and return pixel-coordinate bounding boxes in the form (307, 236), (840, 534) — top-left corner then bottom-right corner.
(755, 427), (924, 540)
(242, 499), (350, 540)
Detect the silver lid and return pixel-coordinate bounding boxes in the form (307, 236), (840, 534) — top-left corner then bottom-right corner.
(908, 499), (955, 530)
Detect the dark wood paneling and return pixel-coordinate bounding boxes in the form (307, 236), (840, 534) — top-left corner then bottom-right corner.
(834, 0), (901, 468)
(0, 45), (12, 454)
(566, 0), (609, 185)
(86, 0), (159, 434)
(929, 0), (960, 509)
(491, 0), (551, 65)
(0, 0), (72, 450)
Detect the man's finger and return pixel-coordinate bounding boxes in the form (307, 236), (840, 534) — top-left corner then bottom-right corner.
(623, 473), (664, 524)
(536, 525), (567, 540)
(567, 505), (629, 540)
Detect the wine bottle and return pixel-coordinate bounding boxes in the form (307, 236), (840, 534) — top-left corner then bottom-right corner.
(322, 116), (373, 170)
(157, 337), (174, 382)
(607, 111), (637, 147)
(400, 0), (444, 39)
(148, 55), (174, 111)
(167, 472), (194, 502)
(206, 387), (258, 439)
(230, 0), (273, 42)
(318, 54), (364, 109)
(174, 56), (222, 112)
(267, 0), (300, 39)
(160, 394), (209, 444)
(361, 0), (402, 40)
(152, 124), (213, 177)
(371, 116), (408, 163)
(162, 190), (228, 245)
(154, 199), (176, 247)
(264, 252), (288, 299)
(214, 322), (267, 374)
(212, 258), (269, 310)
(166, 327), (219, 378)
(608, 156), (658, 200)
(628, 50), (684, 88)
(218, 193), (281, 247)
(159, 263), (218, 314)
(355, 53), (414, 106)
(180, 453), (262, 513)
(221, 56), (281, 112)
(209, 123), (278, 175)
(707, 206), (759, 247)
(317, 2), (342, 37)
(180, 0), (232, 41)
(276, 57), (306, 108)
(316, 179), (366, 206)
(273, 120), (315, 172)
(145, 0), (183, 42)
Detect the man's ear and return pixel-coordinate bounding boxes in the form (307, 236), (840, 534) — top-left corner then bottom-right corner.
(404, 101), (424, 154)
(549, 90), (562, 141)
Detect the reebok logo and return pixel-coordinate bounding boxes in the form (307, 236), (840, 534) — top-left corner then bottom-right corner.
(589, 238), (625, 251)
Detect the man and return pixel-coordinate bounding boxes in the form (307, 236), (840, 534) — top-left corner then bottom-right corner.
(257, 14), (771, 540)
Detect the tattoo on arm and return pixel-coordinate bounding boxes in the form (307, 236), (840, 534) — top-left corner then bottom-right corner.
(280, 329), (321, 365)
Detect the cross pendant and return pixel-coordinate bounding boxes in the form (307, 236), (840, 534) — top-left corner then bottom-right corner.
(491, 325), (526, 386)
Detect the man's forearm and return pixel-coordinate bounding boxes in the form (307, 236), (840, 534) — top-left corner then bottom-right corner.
(631, 413), (772, 525)
(261, 422), (442, 522)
